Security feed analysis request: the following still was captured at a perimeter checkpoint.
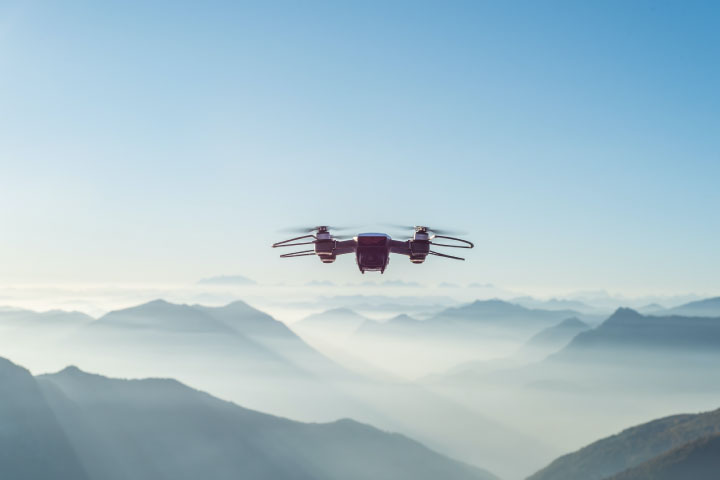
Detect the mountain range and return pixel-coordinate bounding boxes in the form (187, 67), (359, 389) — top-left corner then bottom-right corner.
(0, 355), (497, 480)
(607, 433), (720, 480)
(462, 307), (720, 392)
(433, 317), (589, 382)
(0, 300), (551, 479)
(426, 300), (581, 337)
(78, 299), (347, 379)
(293, 307), (370, 343)
(655, 296), (720, 317)
(549, 308), (720, 365)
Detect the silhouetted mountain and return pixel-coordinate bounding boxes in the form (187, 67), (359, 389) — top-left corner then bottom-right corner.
(427, 299), (581, 338)
(34, 363), (497, 480)
(350, 299), (581, 344)
(71, 299), (356, 386)
(0, 357), (89, 480)
(608, 433), (720, 480)
(194, 300), (296, 339)
(197, 274), (256, 285)
(195, 301), (350, 377)
(659, 296), (720, 317)
(93, 299), (234, 333)
(341, 300), (583, 379)
(522, 318), (589, 355)
(294, 308), (370, 340)
(430, 317), (589, 382)
(551, 308), (720, 363)
(527, 407), (720, 480)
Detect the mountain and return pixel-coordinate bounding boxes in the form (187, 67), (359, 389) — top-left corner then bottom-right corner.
(428, 317), (588, 383)
(0, 357), (89, 480)
(33, 363), (497, 480)
(341, 300), (583, 378)
(506, 308), (720, 391)
(351, 299), (581, 342)
(521, 317), (589, 356)
(427, 299), (581, 338)
(194, 300), (301, 339)
(511, 297), (599, 314)
(197, 274), (256, 285)
(294, 308), (370, 341)
(659, 296), (720, 317)
(355, 314), (423, 337)
(551, 308), (720, 363)
(608, 433), (720, 480)
(93, 299), (235, 333)
(194, 301), (350, 377)
(87, 299), (357, 381)
(527, 407), (720, 480)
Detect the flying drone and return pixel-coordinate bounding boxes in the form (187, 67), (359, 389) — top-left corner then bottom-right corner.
(272, 225), (473, 274)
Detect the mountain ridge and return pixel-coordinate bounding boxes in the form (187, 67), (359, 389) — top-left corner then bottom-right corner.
(29, 360), (498, 480)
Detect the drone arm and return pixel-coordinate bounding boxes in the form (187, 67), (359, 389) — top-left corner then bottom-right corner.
(428, 250), (465, 261)
(389, 240), (412, 256)
(272, 234), (316, 248)
(279, 250), (316, 258)
(332, 239), (357, 256)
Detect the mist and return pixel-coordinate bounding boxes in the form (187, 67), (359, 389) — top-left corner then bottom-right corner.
(3, 285), (720, 479)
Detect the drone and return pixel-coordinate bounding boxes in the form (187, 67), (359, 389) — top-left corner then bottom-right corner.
(272, 225), (473, 274)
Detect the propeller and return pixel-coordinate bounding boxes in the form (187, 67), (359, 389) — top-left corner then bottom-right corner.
(381, 224), (467, 236)
(279, 225), (355, 234)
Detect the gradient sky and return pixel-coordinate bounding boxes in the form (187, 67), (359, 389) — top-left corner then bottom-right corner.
(1, 0), (719, 294)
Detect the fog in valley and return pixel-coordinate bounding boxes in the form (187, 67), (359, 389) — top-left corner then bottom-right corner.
(2, 281), (720, 480)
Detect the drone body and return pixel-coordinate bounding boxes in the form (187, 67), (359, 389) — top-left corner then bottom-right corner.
(272, 226), (473, 274)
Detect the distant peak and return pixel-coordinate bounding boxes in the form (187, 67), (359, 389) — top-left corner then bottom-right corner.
(388, 314), (418, 324)
(603, 307), (643, 325)
(221, 300), (252, 309)
(54, 365), (94, 377)
(468, 298), (518, 309)
(145, 299), (172, 306)
(557, 317), (587, 328)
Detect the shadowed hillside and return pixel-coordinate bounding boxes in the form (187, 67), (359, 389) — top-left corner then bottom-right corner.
(608, 433), (720, 480)
(657, 297), (720, 318)
(527, 407), (720, 480)
(0, 358), (89, 480)
(32, 362), (498, 480)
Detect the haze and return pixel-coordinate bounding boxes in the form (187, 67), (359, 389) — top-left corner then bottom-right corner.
(1, 2), (720, 480)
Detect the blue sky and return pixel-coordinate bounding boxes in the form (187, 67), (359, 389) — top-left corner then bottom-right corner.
(0, 0), (718, 294)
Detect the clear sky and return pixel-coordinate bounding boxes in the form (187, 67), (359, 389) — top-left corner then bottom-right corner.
(1, 0), (718, 295)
